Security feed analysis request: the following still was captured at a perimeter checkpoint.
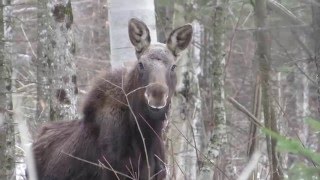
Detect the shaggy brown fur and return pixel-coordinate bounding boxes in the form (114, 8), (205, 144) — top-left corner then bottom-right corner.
(33, 68), (169, 180)
(32, 18), (193, 180)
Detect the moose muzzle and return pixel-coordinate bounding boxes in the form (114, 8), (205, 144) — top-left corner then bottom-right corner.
(144, 84), (169, 110)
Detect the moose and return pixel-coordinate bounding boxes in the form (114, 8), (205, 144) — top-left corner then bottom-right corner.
(32, 18), (193, 180)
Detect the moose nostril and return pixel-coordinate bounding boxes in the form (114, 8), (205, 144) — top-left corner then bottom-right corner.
(151, 86), (168, 98)
(145, 84), (169, 109)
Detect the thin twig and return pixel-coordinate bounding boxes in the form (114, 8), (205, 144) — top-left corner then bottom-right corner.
(101, 156), (121, 180)
(121, 71), (151, 179)
(62, 152), (133, 179)
(20, 24), (37, 58)
(170, 122), (230, 179)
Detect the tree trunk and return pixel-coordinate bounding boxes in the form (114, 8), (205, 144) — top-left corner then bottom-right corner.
(254, 0), (283, 179)
(247, 76), (261, 180)
(50, 0), (77, 121)
(36, 0), (53, 123)
(0, 0), (14, 178)
(198, 0), (228, 179)
(171, 20), (205, 180)
(108, 0), (157, 68)
(294, 2), (310, 148)
(36, 0), (77, 123)
(312, 0), (320, 151)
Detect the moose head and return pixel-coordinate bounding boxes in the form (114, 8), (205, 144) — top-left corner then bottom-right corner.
(128, 18), (193, 113)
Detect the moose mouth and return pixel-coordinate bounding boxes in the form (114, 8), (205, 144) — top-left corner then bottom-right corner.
(144, 92), (168, 112)
(147, 103), (167, 113)
(148, 105), (161, 112)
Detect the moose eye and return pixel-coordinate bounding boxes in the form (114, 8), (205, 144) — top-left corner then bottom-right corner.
(138, 62), (144, 70)
(171, 65), (177, 71)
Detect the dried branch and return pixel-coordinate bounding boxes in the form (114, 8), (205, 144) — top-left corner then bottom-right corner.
(267, 0), (313, 58)
(227, 96), (263, 127)
(20, 24), (37, 58)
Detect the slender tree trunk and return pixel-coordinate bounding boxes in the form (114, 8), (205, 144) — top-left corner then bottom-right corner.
(254, 0), (283, 179)
(36, 0), (53, 123)
(198, 0), (228, 179)
(312, 0), (320, 151)
(0, 0), (14, 178)
(247, 76), (261, 180)
(37, 0), (77, 123)
(295, 2), (310, 147)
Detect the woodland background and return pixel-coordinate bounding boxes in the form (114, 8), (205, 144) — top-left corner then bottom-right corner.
(0, 0), (320, 179)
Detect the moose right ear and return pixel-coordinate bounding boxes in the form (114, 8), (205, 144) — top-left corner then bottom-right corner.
(167, 24), (193, 57)
(128, 18), (151, 55)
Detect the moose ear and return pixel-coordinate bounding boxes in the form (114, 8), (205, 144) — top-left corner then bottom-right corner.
(167, 24), (193, 56)
(128, 18), (151, 54)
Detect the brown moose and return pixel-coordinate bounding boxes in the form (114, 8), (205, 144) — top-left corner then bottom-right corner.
(32, 18), (193, 180)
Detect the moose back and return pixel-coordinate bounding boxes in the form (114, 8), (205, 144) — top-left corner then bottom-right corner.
(33, 18), (193, 180)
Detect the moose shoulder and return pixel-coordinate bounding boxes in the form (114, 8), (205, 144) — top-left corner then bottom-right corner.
(33, 18), (193, 180)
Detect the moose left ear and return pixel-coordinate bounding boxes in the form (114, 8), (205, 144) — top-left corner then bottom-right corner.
(167, 24), (193, 56)
(128, 18), (151, 55)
